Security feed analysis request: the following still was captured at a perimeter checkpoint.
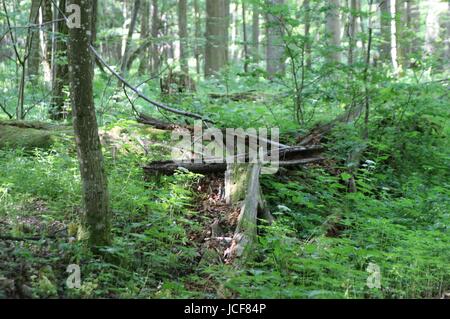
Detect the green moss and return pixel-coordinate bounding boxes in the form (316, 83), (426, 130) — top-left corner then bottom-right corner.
(0, 125), (55, 149)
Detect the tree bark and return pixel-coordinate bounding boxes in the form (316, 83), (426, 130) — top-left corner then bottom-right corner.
(138, 0), (150, 75)
(27, 0), (41, 82)
(205, 0), (228, 77)
(42, 0), (53, 86)
(178, 0), (188, 74)
(151, 0), (160, 76)
(325, 0), (342, 63)
(252, 4), (260, 62)
(406, 0), (420, 60)
(242, 2), (249, 72)
(194, 0), (201, 74)
(50, 0), (69, 120)
(67, 0), (111, 248)
(120, 0), (140, 74)
(266, 0), (286, 78)
(380, 0), (392, 63)
(347, 0), (358, 65)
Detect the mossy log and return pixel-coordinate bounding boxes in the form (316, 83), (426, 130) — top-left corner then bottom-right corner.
(0, 120), (72, 149)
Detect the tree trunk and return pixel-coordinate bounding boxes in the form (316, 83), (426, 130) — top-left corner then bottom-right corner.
(151, 0), (160, 76)
(304, 0), (312, 69)
(50, 0), (69, 120)
(67, 0), (111, 248)
(325, 0), (342, 63)
(205, 0), (228, 77)
(406, 0), (420, 60)
(42, 0), (53, 86)
(27, 0), (41, 82)
(178, 0), (188, 74)
(425, 0), (442, 56)
(348, 0), (358, 65)
(138, 0), (150, 75)
(395, 0), (406, 70)
(266, 0), (286, 78)
(380, 0), (392, 63)
(252, 4), (260, 62)
(120, 0), (140, 74)
(194, 0), (201, 74)
(242, 2), (249, 72)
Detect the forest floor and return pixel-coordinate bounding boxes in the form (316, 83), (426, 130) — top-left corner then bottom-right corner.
(0, 116), (449, 299)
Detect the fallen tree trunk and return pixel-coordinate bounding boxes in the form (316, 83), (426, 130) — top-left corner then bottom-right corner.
(223, 164), (269, 264)
(143, 157), (324, 175)
(0, 120), (72, 149)
(136, 113), (192, 131)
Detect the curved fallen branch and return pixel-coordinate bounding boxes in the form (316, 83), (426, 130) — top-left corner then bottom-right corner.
(90, 45), (212, 123)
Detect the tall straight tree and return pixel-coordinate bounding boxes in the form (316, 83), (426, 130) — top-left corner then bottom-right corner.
(304, 0), (312, 69)
(151, 0), (160, 76)
(252, 3), (260, 62)
(325, 0), (342, 63)
(178, 0), (188, 74)
(27, 0), (41, 81)
(266, 0), (286, 78)
(138, 0), (150, 75)
(406, 0), (420, 60)
(120, 0), (140, 73)
(194, 0), (201, 74)
(41, 0), (53, 85)
(50, 0), (69, 120)
(348, 0), (359, 65)
(205, 0), (228, 77)
(67, 0), (111, 248)
(380, 0), (392, 63)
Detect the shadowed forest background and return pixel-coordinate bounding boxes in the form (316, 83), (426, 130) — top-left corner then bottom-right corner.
(0, 0), (449, 299)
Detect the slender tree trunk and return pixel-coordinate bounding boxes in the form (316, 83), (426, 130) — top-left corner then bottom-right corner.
(395, 0), (406, 70)
(205, 0), (228, 77)
(252, 4), (260, 62)
(304, 0), (312, 69)
(194, 0), (201, 74)
(42, 0), (53, 86)
(325, 0), (342, 63)
(266, 0), (286, 78)
(27, 0), (41, 81)
(380, 0), (392, 63)
(406, 0), (420, 60)
(242, 2), (249, 72)
(50, 0), (69, 120)
(348, 0), (358, 65)
(178, 0), (188, 74)
(425, 0), (442, 56)
(120, 0), (140, 73)
(151, 0), (160, 76)
(67, 0), (111, 249)
(445, 0), (450, 65)
(138, 0), (150, 75)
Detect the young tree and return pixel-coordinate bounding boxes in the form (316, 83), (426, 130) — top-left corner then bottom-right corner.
(266, 0), (285, 77)
(325, 0), (342, 63)
(67, 0), (111, 248)
(205, 0), (228, 77)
